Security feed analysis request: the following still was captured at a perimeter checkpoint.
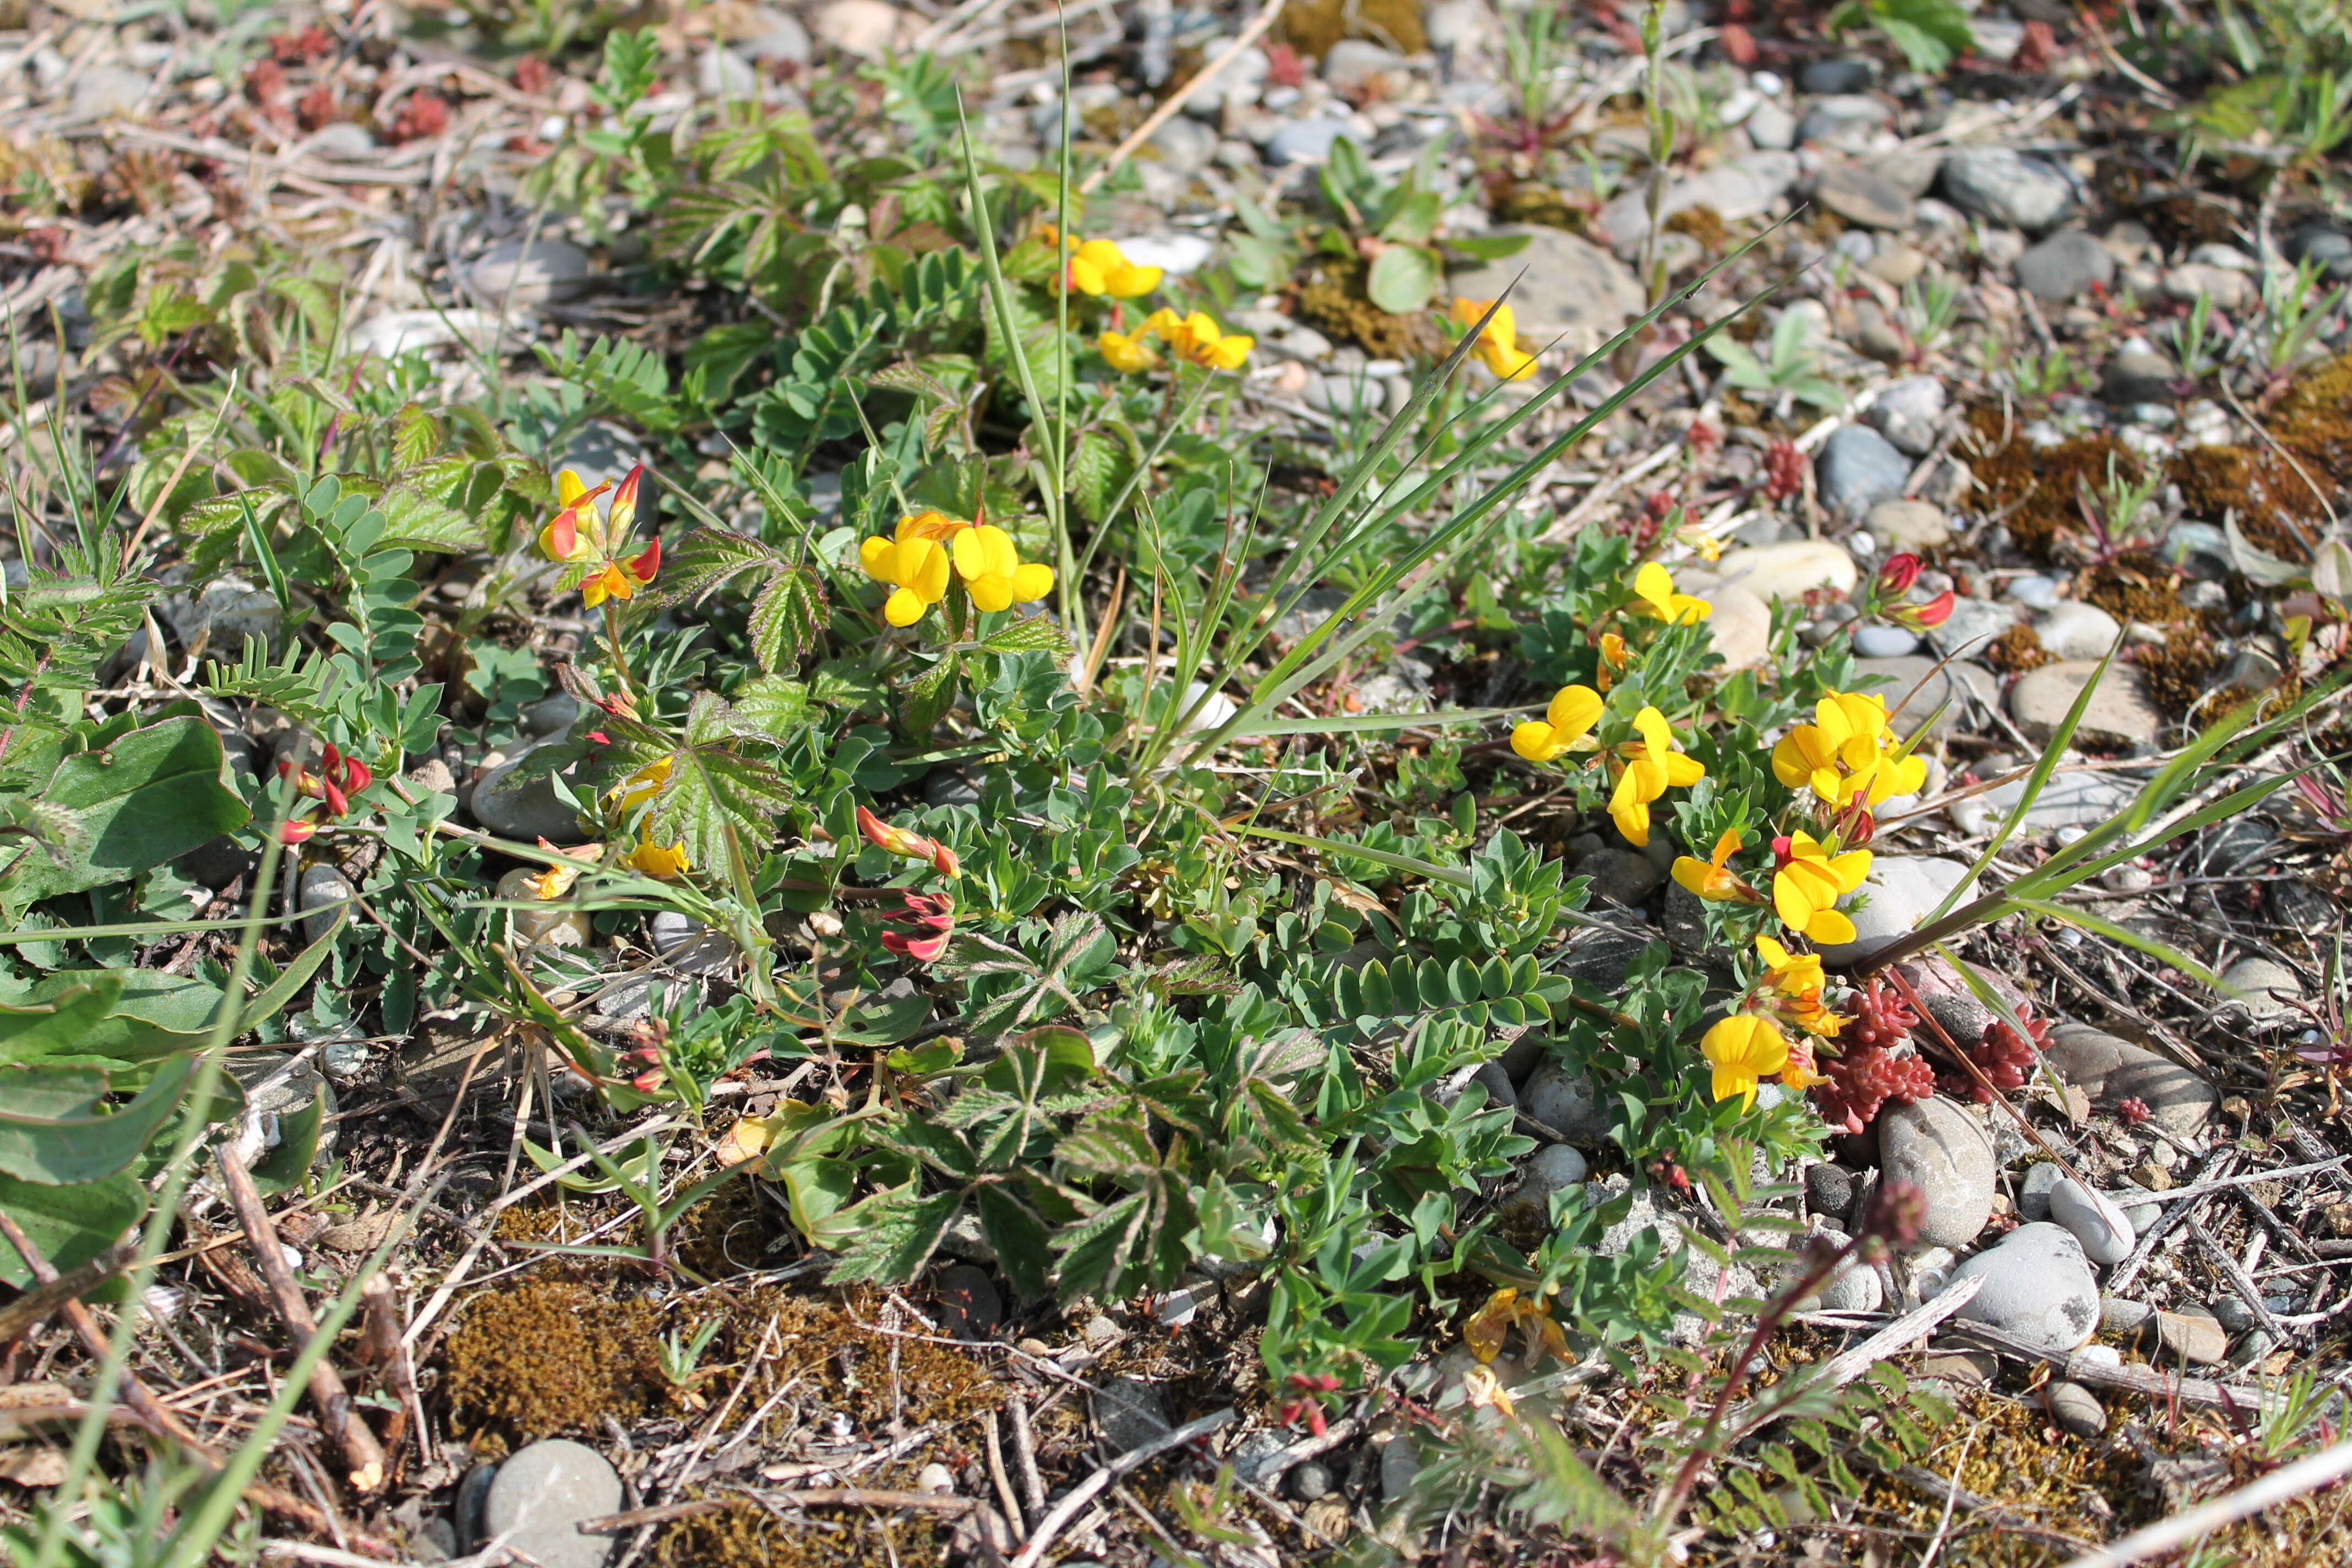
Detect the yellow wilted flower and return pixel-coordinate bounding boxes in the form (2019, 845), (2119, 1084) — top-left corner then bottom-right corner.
(1463, 1287), (1571, 1368)
(1510, 683), (1603, 763)
(1450, 297), (1536, 381)
(1097, 327), (1159, 372)
(1145, 308), (1253, 369)
(610, 754), (673, 810)
(1630, 561), (1713, 626)
(1066, 237), (1162, 298)
(1702, 1012), (1791, 1110)
(622, 836), (689, 878)
(1771, 830), (1870, 945)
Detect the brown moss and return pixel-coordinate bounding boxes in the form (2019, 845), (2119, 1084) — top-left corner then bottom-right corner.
(1295, 255), (1443, 358)
(1491, 181), (1586, 233)
(440, 1277), (666, 1451)
(1663, 204), (1728, 251)
(2080, 549), (2190, 625)
(1984, 622), (2054, 674)
(651, 1495), (941, 1568)
(1275, 0), (1425, 58)
(1968, 412), (2147, 560)
(2134, 624), (2223, 721)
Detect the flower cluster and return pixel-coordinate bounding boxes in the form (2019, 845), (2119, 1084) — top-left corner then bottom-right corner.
(1511, 689), (1707, 848)
(858, 804), (961, 879)
(1097, 307), (1254, 372)
(858, 511), (1055, 628)
(1772, 691), (1926, 812)
(538, 466), (661, 608)
(1871, 553), (1956, 630)
(278, 743), (373, 843)
(1061, 235), (1162, 298)
(1450, 297), (1536, 381)
(880, 890), (956, 962)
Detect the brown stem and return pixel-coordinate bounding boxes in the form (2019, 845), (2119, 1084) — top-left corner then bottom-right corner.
(215, 1147), (391, 1491)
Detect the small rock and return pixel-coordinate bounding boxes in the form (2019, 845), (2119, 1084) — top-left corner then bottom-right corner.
(2164, 263), (2251, 313)
(522, 693), (580, 736)
(1096, 1374), (1172, 1453)
(1815, 424), (1911, 518)
(1321, 40), (1402, 93)
(1946, 769), (2132, 836)
(1713, 538), (1858, 603)
(649, 910), (737, 974)
(1799, 58), (1876, 94)
(2008, 661), (2163, 748)
(1380, 1435), (1422, 1500)
(2219, 957), (2300, 1023)
(1700, 582), (1771, 672)
(1146, 114), (1217, 175)
(470, 750), (589, 843)
(698, 46), (757, 95)
(2153, 1308), (2228, 1366)
(814, 0), (906, 57)
(297, 864), (356, 945)
(467, 237), (595, 308)
(2048, 1381), (2106, 1438)
(1940, 148), (2078, 231)
(1926, 595), (2021, 661)
(1228, 1431), (1288, 1486)
(1815, 161), (1914, 229)
(2032, 601), (2123, 660)
(1917, 1348), (1996, 1388)
(478, 1440), (622, 1568)
(1798, 93), (1890, 149)
(1504, 1144), (1590, 1222)
(1866, 498), (1949, 551)
(2102, 1295), (2154, 1332)
(1746, 101), (1797, 150)
(72, 66), (151, 118)
(1290, 1461), (1335, 1501)
(306, 122), (377, 160)
(1521, 1062), (1611, 1141)
(933, 1264), (1003, 1336)
(2019, 1162), (2064, 1222)
(1866, 242), (1927, 286)
(1879, 1097), (1997, 1249)
(1265, 117), (1354, 167)
(2043, 1024), (2215, 1135)
(1448, 227), (1645, 357)
(2105, 348), (2180, 405)
(1600, 154), (1798, 257)
(2049, 1178), (2135, 1266)
(1852, 655), (1997, 740)
(497, 869), (592, 948)
(2013, 230), (2115, 301)
(914, 1462), (955, 1494)
(1950, 1222), (2101, 1353)
(1115, 233), (1215, 275)
(1806, 1163), (1857, 1223)
(742, 7), (812, 62)
(1817, 857), (1975, 966)
(1578, 846), (1660, 906)
(1852, 624), (1920, 657)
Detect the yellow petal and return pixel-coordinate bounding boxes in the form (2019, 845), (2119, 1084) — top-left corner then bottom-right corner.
(1807, 908), (1858, 945)
(861, 535), (897, 582)
(1547, 684), (1603, 737)
(967, 574), (1014, 613)
(884, 586), (929, 627)
(558, 470), (587, 507)
(1010, 562), (1055, 601)
(1511, 721), (1563, 763)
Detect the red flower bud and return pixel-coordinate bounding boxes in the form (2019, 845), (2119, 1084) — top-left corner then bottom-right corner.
(1909, 589), (1956, 628)
(629, 537), (660, 582)
(1878, 553), (1923, 595)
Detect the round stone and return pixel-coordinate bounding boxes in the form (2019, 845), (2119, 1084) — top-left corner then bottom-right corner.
(2048, 1177), (2135, 1266)
(1950, 1222), (2101, 1353)
(2048, 1381), (2106, 1438)
(1877, 1097), (1996, 1249)
(479, 1440), (622, 1568)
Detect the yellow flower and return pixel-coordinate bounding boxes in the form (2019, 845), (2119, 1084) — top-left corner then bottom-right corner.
(1450, 297), (1536, 381)
(1607, 706), (1706, 847)
(538, 466), (659, 608)
(1067, 238), (1162, 298)
(1780, 1034), (1826, 1091)
(1596, 631), (1629, 692)
(622, 836), (690, 878)
(1771, 692), (1928, 809)
(1755, 934), (1824, 1002)
(611, 754), (673, 810)
(858, 511), (961, 627)
(1672, 829), (1755, 902)
(1145, 308), (1253, 369)
(1098, 328), (1160, 372)
(1771, 831), (1871, 945)
(1510, 684), (1603, 763)
(1702, 1012), (1791, 1111)
(951, 524), (1055, 613)
(1630, 561), (1713, 626)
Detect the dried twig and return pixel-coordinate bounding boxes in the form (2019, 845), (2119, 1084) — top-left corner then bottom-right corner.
(2057, 1438), (2352, 1567)
(1009, 1408), (1234, 1568)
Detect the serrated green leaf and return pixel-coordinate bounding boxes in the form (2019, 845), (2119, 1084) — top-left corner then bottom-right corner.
(825, 1186), (961, 1284)
(978, 614), (1071, 656)
(902, 654), (959, 738)
(749, 567), (827, 671)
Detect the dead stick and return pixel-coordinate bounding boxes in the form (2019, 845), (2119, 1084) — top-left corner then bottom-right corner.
(1008, 1394), (1046, 1523)
(216, 1148), (390, 1491)
(0, 1208), (393, 1555)
(1009, 1408), (1234, 1568)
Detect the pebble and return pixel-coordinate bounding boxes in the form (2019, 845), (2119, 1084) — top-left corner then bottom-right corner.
(2048, 1382), (2106, 1438)
(1502, 1144), (1589, 1222)
(1946, 769), (2133, 837)
(1877, 1097), (1996, 1249)
(1146, 115), (1217, 175)
(1521, 1063), (1611, 1141)
(1578, 845), (1661, 906)
(478, 1440), (622, 1568)
(814, 0), (905, 57)
(2164, 263), (2251, 312)
(2013, 230), (2116, 301)
(650, 910), (738, 974)
(1799, 58), (1875, 94)
(1797, 93), (1890, 149)
(1815, 424), (1911, 518)
(307, 122), (377, 160)
(2102, 1296), (2154, 1332)
(1817, 857), (1975, 966)
(1852, 624), (1920, 657)
(470, 749), (590, 843)
(1264, 116), (1353, 166)
(2217, 957), (2300, 1023)
(1287, 1458), (1336, 1501)
(2048, 1178), (2136, 1266)
(1712, 538), (1858, 603)
(1746, 100), (1796, 149)
(497, 868), (592, 948)
(1926, 596), (2019, 661)
(2043, 1024), (2216, 1135)
(522, 693), (581, 737)
(468, 237), (596, 308)
(743, 7), (812, 61)
(72, 66), (151, 118)
(1950, 1222), (2102, 1353)
(2154, 1308), (2229, 1366)
(1851, 655), (1997, 740)
(1806, 1163), (1857, 1223)
(2019, 1162), (2064, 1222)
(1321, 40), (1402, 93)
(297, 864), (356, 945)
(1866, 497), (1950, 550)
(1815, 161), (1914, 229)
(2032, 600), (2123, 660)
(1700, 582), (1770, 672)
(1117, 233), (1215, 276)
(1448, 227), (1644, 356)
(1917, 1348), (1996, 1388)
(1600, 153), (1797, 255)
(2008, 661), (2164, 748)
(2105, 347), (2180, 405)
(1939, 148), (2078, 231)
(699, 46), (757, 95)
(1096, 1373), (1172, 1453)
(1380, 1434), (1422, 1500)
(1866, 243), (1927, 286)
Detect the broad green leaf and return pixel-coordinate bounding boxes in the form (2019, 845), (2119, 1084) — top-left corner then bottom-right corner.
(0, 977), (194, 1069)
(1366, 244), (1441, 315)
(1, 717), (250, 905)
(0, 1171), (144, 1291)
(731, 674), (813, 737)
(902, 654), (960, 737)
(748, 567), (827, 671)
(0, 1057), (193, 1185)
(978, 616), (1072, 655)
(826, 1185), (961, 1284)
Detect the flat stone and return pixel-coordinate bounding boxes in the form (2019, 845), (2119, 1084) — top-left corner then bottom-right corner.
(1877, 1096), (1996, 1249)
(2102, 1295), (2154, 1332)
(2043, 1023), (2215, 1135)
(1815, 424), (1910, 518)
(1447, 227), (1644, 357)
(1926, 596), (2020, 661)
(1917, 1348), (1996, 1388)
(1321, 40), (1402, 92)
(1799, 59), (1875, 94)
(2014, 230), (2115, 301)
(1746, 101), (1796, 149)
(2105, 347), (2179, 404)
(1095, 1373), (1172, 1453)
(468, 237), (595, 307)
(1852, 625), (1920, 657)
(1870, 375), (1948, 456)
(72, 66), (150, 118)
(2165, 263), (2251, 312)
(1521, 1061), (1611, 1141)
(497, 869), (592, 947)
(2048, 1381), (2106, 1438)
(2033, 601), (2123, 660)
(650, 911), (737, 974)
(1866, 499), (1950, 552)
(1871, 150), (1944, 198)
(1579, 846), (1660, 906)
(1702, 582), (1770, 671)
(2049, 1177), (2135, 1266)
(1946, 769), (2133, 836)
(2219, 957), (2301, 1023)
(480, 1440), (621, 1568)
(1265, 117), (1354, 166)
(1712, 538), (1858, 603)
(742, 7), (812, 61)
(814, 0), (907, 57)
(1950, 1222), (2101, 1353)
(2154, 1308), (2228, 1366)
(934, 1264), (1003, 1336)
(1145, 114), (1217, 175)
(1815, 161), (1914, 229)
(2009, 661), (2164, 748)
(1599, 153), (1798, 255)
(1817, 857), (1976, 966)
(469, 748), (590, 844)
(1851, 655), (1997, 740)
(1940, 148), (2078, 231)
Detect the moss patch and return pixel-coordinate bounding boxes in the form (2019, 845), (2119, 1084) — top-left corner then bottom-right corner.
(651, 1495), (941, 1568)
(440, 1277), (666, 1452)
(2134, 624), (2223, 721)
(1296, 255), (1443, 358)
(1984, 622), (2054, 674)
(1275, 0), (1425, 59)
(1491, 181), (1586, 233)
(1968, 415), (2148, 561)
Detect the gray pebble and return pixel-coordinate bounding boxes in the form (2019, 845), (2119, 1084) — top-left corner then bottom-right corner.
(479, 1440), (622, 1568)
(1289, 1460), (1335, 1501)
(2047, 1381), (2106, 1438)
